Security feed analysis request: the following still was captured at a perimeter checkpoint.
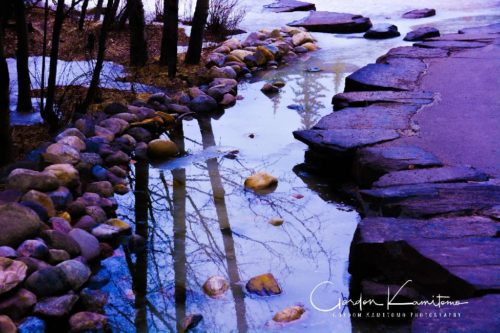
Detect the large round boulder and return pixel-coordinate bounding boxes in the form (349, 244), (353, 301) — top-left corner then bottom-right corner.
(147, 139), (179, 160)
(6, 169), (59, 192)
(0, 203), (42, 247)
(43, 143), (81, 165)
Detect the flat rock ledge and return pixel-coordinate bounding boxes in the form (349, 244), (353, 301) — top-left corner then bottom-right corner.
(294, 25), (500, 331)
(288, 11), (372, 33)
(264, 0), (316, 13)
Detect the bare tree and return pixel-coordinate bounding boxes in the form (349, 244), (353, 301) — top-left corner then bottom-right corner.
(80, 0), (117, 112)
(160, 0), (178, 77)
(13, 0), (33, 113)
(128, 0), (148, 66)
(185, 0), (209, 65)
(78, 0), (89, 30)
(93, 0), (104, 20)
(0, 19), (11, 165)
(42, 0), (65, 129)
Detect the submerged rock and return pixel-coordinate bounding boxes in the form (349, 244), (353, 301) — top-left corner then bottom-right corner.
(261, 83), (280, 94)
(246, 273), (282, 296)
(273, 305), (305, 322)
(268, 217), (284, 226)
(364, 24), (400, 39)
(404, 27), (440, 41)
(202, 276), (229, 298)
(244, 172), (278, 194)
(147, 139), (179, 160)
(181, 314), (203, 332)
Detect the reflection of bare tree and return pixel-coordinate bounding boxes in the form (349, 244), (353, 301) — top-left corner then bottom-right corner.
(290, 72), (328, 130)
(198, 116), (249, 332)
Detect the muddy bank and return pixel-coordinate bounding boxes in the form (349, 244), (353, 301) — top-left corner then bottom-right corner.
(294, 23), (500, 331)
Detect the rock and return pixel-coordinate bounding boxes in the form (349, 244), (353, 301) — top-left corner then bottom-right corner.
(58, 135), (86, 151)
(17, 239), (49, 259)
(75, 117), (96, 137)
(108, 166), (127, 178)
(99, 243), (114, 259)
(413, 40), (488, 50)
(242, 32), (266, 47)
(268, 217), (284, 226)
(181, 314), (203, 332)
(57, 259), (91, 290)
(294, 46), (308, 53)
(288, 11), (372, 33)
(0, 203), (41, 247)
(20, 201), (50, 222)
(167, 104), (192, 115)
(105, 150), (130, 166)
(104, 218), (131, 235)
(48, 187), (73, 209)
(0, 246), (16, 258)
(364, 24), (400, 39)
(373, 166), (488, 188)
(147, 139), (179, 160)
(223, 38), (242, 50)
(41, 230), (81, 257)
(25, 266), (70, 297)
(44, 164), (80, 188)
(69, 312), (108, 332)
(244, 172), (278, 194)
(273, 305), (305, 322)
(261, 83), (280, 94)
(0, 189), (22, 205)
(111, 112), (138, 123)
(459, 23), (500, 34)
(332, 90), (435, 110)
(0, 258), (27, 295)
(246, 273), (282, 296)
(213, 45), (231, 54)
(208, 66), (237, 79)
(98, 118), (129, 135)
(91, 224), (122, 241)
(202, 276), (229, 298)
(69, 229), (100, 262)
(18, 316), (46, 333)
(378, 46), (447, 62)
(77, 152), (104, 172)
(264, 0), (315, 13)
(22, 190), (56, 217)
(48, 249), (70, 264)
(345, 58), (427, 92)
(84, 206), (107, 224)
(189, 95), (218, 113)
(6, 169), (59, 192)
(127, 234), (146, 253)
(292, 31), (314, 46)
(229, 49), (253, 61)
(404, 27), (440, 41)
(0, 315), (16, 333)
(55, 128), (86, 142)
(219, 93), (237, 107)
(206, 53), (226, 68)
(73, 215), (98, 231)
(43, 143), (81, 165)
(79, 288), (108, 313)
(86, 181), (114, 197)
(94, 125), (115, 142)
(87, 268), (110, 289)
(0, 288), (36, 320)
(104, 102), (128, 115)
(34, 294), (79, 317)
(402, 8), (436, 19)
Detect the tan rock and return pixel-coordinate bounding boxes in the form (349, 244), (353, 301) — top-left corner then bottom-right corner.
(246, 273), (282, 296)
(244, 172), (278, 194)
(147, 139), (179, 160)
(202, 276), (229, 298)
(273, 305), (305, 322)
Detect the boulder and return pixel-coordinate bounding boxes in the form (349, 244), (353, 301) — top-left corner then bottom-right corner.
(16, 239), (49, 259)
(273, 305), (305, 322)
(229, 49), (253, 61)
(74, 215), (98, 232)
(246, 273), (282, 296)
(86, 181), (114, 197)
(34, 294), (79, 317)
(47, 187), (73, 210)
(57, 259), (91, 290)
(404, 27), (440, 41)
(202, 276), (229, 298)
(244, 172), (278, 194)
(0, 288), (36, 320)
(22, 190), (56, 217)
(6, 169), (59, 192)
(261, 83), (280, 94)
(55, 128), (86, 142)
(105, 150), (130, 166)
(0, 203), (41, 247)
(104, 218), (131, 235)
(364, 24), (400, 39)
(94, 125), (115, 142)
(402, 8), (436, 19)
(264, 0), (316, 13)
(206, 53), (226, 68)
(288, 11), (372, 33)
(104, 102), (128, 115)
(147, 139), (179, 160)
(69, 229), (100, 262)
(0, 258), (28, 295)
(84, 206), (107, 224)
(69, 312), (108, 332)
(25, 266), (70, 297)
(98, 118), (129, 135)
(0, 246), (16, 258)
(43, 143), (81, 165)
(57, 136), (86, 152)
(91, 224), (122, 242)
(48, 249), (70, 264)
(41, 230), (81, 257)
(189, 95), (218, 113)
(75, 118), (96, 137)
(292, 31), (315, 46)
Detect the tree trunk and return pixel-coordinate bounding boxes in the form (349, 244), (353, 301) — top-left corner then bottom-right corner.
(80, 0), (116, 112)
(13, 0), (33, 113)
(185, 0), (209, 65)
(93, 0), (104, 20)
(78, 0), (89, 30)
(42, 0), (65, 129)
(160, 0), (178, 78)
(128, 0), (148, 66)
(0, 21), (11, 165)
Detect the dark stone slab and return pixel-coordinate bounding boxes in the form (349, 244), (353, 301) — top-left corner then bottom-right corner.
(364, 24), (400, 39)
(293, 129), (400, 153)
(459, 23), (500, 34)
(377, 46), (448, 63)
(263, 0), (316, 13)
(345, 58), (427, 92)
(314, 104), (419, 130)
(414, 40), (489, 50)
(402, 8), (436, 19)
(412, 294), (500, 333)
(332, 90), (434, 110)
(353, 145), (442, 185)
(288, 11), (372, 33)
(482, 205), (500, 220)
(361, 182), (500, 217)
(404, 27), (440, 41)
(373, 166), (489, 187)
(425, 33), (496, 42)
(351, 216), (500, 297)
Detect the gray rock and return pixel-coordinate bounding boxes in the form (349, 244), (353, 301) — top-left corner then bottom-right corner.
(34, 294), (79, 317)
(288, 11), (372, 33)
(206, 53), (226, 68)
(25, 266), (70, 297)
(332, 90), (435, 110)
(79, 288), (108, 313)
(69, 229), (100, 262)
(364, 23), (400, 39)
(41, 230), (81, 257)
(57, 135), (86, 152)
(0, 246), (17, 258)
(0, 288), (36, 319)
(43, 143), (81, 165)
(69, 312), (108, 332)
(73, 215), (98, 231)
(98, 118), (129, 135)
(84, 206), (107, 223)
(57, 259), (91, 290)
(264, 0), (316, 13)
(47, 187), (73, 210)
(404, 27), (440, 41)
(17, 239), (49, 259)
(189, 95), (218, 113)
(55, 128), (86, 142)
(6, 169), (59, 192)
(0, 203), (41, 247)
(402, 8), (436, 19)
(86, 181), (114, 197)
(48, 249), (70, 264)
